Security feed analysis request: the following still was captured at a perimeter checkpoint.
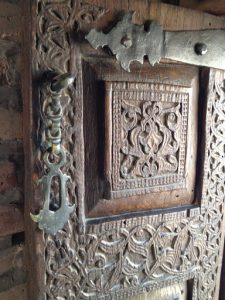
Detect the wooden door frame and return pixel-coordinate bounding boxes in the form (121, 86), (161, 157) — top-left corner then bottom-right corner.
(23, 1), (225, 299)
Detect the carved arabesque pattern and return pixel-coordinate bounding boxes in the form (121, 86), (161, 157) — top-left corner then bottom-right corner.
(120, 100), (181, 177)
(197, 71), (225, 299)
(76, 3), (108, 25)
(46, 210), (203, 299)
(110, 82), (188, 197)
(34, 1), (225, 299)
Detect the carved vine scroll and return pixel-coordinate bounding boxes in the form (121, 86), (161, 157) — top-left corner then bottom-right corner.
(108, 81), (189, 198)
(34, 1), (225, 299)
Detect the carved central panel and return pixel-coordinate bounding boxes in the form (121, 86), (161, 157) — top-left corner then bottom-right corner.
(107, 82), (190, 198)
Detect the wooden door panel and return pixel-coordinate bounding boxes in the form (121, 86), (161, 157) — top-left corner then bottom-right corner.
(25, 1), (225, 300)
(83, 60), (199, 218)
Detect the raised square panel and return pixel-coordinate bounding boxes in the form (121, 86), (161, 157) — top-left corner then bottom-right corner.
(105, 80), (197, 202)
(85, 61), (199, 217)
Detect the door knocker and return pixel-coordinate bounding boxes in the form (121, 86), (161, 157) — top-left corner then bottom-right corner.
(30, 73), (75, 235)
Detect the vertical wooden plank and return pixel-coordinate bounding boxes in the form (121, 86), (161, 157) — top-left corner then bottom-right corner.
(22, 0), (46, 299)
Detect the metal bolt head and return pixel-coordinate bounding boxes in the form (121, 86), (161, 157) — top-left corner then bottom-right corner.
(194, 43), (208, 56)
(51, 73), (75, 92)
(121, 35), (132, 48)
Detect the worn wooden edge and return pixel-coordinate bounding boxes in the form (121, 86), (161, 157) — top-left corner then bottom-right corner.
(0, 205), (24, 237)
(77, 1), (225, 33)
(180, 0), (225, 16)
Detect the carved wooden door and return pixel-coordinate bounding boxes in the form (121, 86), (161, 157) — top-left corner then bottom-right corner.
(25, 1), (225, 300)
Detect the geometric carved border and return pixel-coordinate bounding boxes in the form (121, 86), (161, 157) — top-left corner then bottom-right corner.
(34, 1), (225, 300)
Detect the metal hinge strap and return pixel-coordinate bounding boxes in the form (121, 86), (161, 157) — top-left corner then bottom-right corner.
(86, 12), (225, 72)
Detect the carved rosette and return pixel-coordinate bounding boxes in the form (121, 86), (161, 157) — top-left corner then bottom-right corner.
(34, 1), (225, 299)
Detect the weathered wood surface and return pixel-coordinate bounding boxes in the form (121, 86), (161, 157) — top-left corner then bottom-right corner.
(26, 1), (225, 300)
(0, 162), (17, 193)
(0, 245), (24, 276)
(0, 241), (26, 295)
(0, 284), (27, 300)
(0, 205), (24, 237)
(0, 109), (22, 140)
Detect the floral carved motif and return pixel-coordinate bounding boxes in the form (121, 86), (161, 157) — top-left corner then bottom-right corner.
(34, 1), (225, 300)
(109, 82), (188, 197)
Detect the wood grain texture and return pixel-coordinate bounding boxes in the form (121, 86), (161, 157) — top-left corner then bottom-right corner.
(0, 2), (22, 41)
(180, 0), (225, 16)
(76, 0), (225, 33)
